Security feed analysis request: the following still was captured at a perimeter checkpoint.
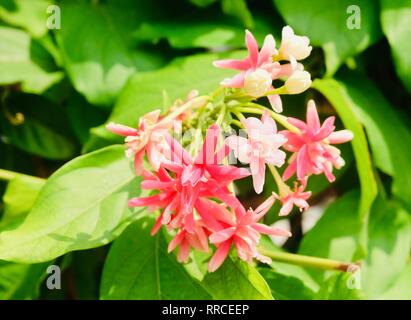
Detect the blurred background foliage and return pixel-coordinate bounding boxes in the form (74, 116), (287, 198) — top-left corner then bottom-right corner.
(0, 0), (410, 300)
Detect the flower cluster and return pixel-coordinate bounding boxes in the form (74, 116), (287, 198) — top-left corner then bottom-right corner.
(107, 27), (353, 272)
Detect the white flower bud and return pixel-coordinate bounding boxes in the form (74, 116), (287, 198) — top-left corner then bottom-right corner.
(284, 70), (311, 94)
(244, 68), (272, 97)
(279, 26), (312, 61)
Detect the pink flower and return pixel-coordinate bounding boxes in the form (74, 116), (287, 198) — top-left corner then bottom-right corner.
(196, 195), (291, 272)
(281, 100), (353, 182)
(213, 30), (295, 112)
(167, 221), (209, 263)
(128, 126), (249, 235)
(106, 110), (171, 175)
(226, 111), (287, 194)
(274, 181), (312, 216)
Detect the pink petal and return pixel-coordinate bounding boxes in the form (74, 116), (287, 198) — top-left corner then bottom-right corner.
(168, 231), (186, 252)
(253, 195), (275, 221)
(245, 30), (259, 68)
(253, 223), (291, 237)
(253, 224), (292, 237)
(250, 158), (266, 194)
(209, 227), (236, 244)
(212, 58), (250, 70)
(177, 241), (190, 263)
(133, 149), (145, 176)
(279, 199), (294, 216)
(282, 158), (297, 181)
(296, 145), (310, 180)
(221, 72), (246, 88)
(106, 122), (138, 136)
(268, 93), (283, 113)
(328, 130), (353, 144)
(150, 214), (164, 235)
(315, 116), (335, 140)
(128, 194), (164, 207)
(258, 34), (276, 65)
(206, 165), (250, 182)
(306, 100), (321, 132)
(165, 133), (191, 164)
(208, 241), (231, 272)
(195, 124), (220, 165)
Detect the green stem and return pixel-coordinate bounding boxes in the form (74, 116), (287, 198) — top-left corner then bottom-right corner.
(267, 164), (291, 196)
(245, 103), (300, 134)
(258, 246), (358, 272)
(0, 168), (44, 182)
(230, 119), (243, 128)
(159, 96), (208, 126)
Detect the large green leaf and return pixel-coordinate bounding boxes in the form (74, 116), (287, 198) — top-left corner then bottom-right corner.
(312, 79), (378, 231)
(314, 273), (364, 300)
(274, 0), (381, 75)
(381, 0), (411, 93)
(0, 173), (49, 300)
(0, 145), (143, 263)
(300, 191), (411, 299)
(334, 71), (411, 212)
(56, 0), (167, 107)
(299, 190), (362, 280)
(0, 260), (49, 299)
(100, 218), (211, 300)
(135, 13), (279, 50)
(379, 262), (411, 300)
(0, 26), (63, 93)
(84, 52), (243, 151)
(259, 267), (316, 300)
(0, 0), (53, 38)
(0, 93), (78, 160)
(0, 174), (44, 229)
(361, 197), (411, 298)
(201, 256), (273, 300)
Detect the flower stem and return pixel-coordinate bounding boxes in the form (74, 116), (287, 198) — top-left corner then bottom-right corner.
(0, 168), (44, 182)
(159, 96), (209, 126)
(267, 164), (291, 196)
(236, 104), (300, 134)
(258, 246), (359, 272)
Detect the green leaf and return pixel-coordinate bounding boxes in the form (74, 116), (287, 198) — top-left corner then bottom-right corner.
(135, 16), (276, 51)
(259, 236), (320, 293)
(135, 21), (246, 49)
(0, 93), (78, 160)
(312, 79), (378, 230)
(361, 197), (411, 299)
(66, 92), (108, 144)
(221, 0), (254, 28)
(299, 190), (362, 282)
(259, 267), (316, 300)
(0, 259), (49, 299)
(201, 256), (273, 300)
(84, 52), (244, 151)
(100, 218), (211, 300)
(0, 26), (63, 93)
(189, 0), (218, 7)
(0, 0), (53, 38)
(315, 273), (364, 300)
(299, 191), (411, 299)
(71, 248), (106, 300)
(0, 145), (143, 263)
(273, 0), (381, 75)
(381, 0), (411, 93)
(334, 70), (411, 212)
(379, 262), (411, 300)
(56, 0), (167, 107)
(1, 174), (44, 229)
